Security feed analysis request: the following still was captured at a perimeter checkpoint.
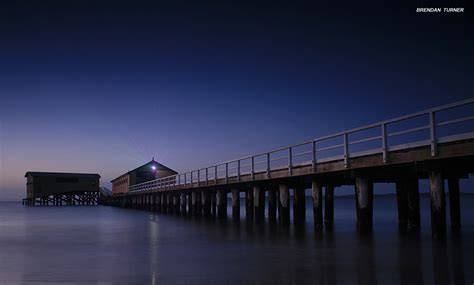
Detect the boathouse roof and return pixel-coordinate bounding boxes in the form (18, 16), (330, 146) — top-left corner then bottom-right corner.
(25, 172), (101, 178)
(110, 159), (177, 183)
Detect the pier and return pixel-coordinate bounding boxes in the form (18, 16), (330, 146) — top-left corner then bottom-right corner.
(102, 98), (474, 239)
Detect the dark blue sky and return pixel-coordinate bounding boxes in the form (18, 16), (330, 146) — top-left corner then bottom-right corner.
(0, 0), (472, 199)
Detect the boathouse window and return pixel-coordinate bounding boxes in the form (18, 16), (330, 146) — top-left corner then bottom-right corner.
(56, 177), (79, 183)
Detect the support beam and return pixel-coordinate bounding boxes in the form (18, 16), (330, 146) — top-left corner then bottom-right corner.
(448, 178), (461, 231)
(254, 186), (264, 222)
(293, 186), (306, 224)
(151, 194), (156, 212)
(355, 177), (373, 232)
(173, 194), (179, 215)
(192, 192), (198, 216)
(202, 190), (211, 217)
(231, 189), (240, 221)
(217, 190), (227, 219)
(429, 170), (446, 240)
(245, 189), (254, 220)
(196, 190), (202, 217)
(166, 194), (172, 214)
(210, 191), (217, 217)
(268, 188), (277, 223)
(395, 180), (408, 230)
(162, 194), (167, 213)
(186, 193), (192, 216)
(278, 184), (290, 225)
(180, 193), (186, 215)
(157, 195), (161, 212)
(406, 177), (420, 232)
(312, 180), (323, 230)
(324, 185), (334, 227)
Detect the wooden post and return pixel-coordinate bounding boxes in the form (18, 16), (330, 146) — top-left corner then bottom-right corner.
(186, 193), (192, 216)
(278, 184), (290, 225)
(167, 193), (172, 214)
(325, 184), (334, 227)
(179, 193), (186, 215)
(196, 190), (202, 217)
(245, 188), (254, 220)
(448, 178), (461, 231)
(202, 190), (211, 217)
(210, 191), (217, 217)
(157, 194), (161, 212)
(162, 193), (167, 213)
(191, 192), (198, 216)
(173, 194), (180, 215)
(355, 177), (373, 232)
(254, 186), (264, 222)
(429, 170), (446, 240)
(150, 194), (155, 211)
(312, 180), (323, 230)
(268, 188), (277, 223)
(407, 177), (420, 232)
(395, 179), (408, 231)
(217, 189), (227, 219)
(232, 189), (240, 221)
(293, 186), (306, 224)
(156, 194), (162, 213)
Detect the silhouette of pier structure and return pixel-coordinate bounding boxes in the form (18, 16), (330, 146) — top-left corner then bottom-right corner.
(102, 98), (474, 239)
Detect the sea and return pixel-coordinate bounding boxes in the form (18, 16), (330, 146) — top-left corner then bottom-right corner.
(0, 194), (473, 284)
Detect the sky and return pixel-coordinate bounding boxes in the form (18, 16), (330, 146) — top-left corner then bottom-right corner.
(0, 0), (473, 200)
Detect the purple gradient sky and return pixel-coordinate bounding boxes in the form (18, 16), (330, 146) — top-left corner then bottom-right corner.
(0, 1), (472, 200)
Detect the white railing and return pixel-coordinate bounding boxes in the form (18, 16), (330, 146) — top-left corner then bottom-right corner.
(129, 97), (474, 193)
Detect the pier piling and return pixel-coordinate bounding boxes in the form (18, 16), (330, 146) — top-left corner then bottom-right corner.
(448, 177), (461, 231)
(429, 170), (446, 240)
(246, 189), (254, 220)
(355, 177), (373, 232)
(293, 186), (306, 224)
(396, 180), (409, 230)
(202, 190), (211, 217)
(254, 186), (264, 222)
(186, 193), (192, 216)
(210, 191), (217, 216)
(325, 184), (334, 227)
(278, 184), (290, 225)
(268, 188), (277, 223)
(312, 180), (323, 230)
(232, 189), (240, 221)
(180, 193), (186, 215)
(217, 190), (227, 219)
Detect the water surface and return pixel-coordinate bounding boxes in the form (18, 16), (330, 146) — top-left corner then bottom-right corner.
(0, 195), (473, 284)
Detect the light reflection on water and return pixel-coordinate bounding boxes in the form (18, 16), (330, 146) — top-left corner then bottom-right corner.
(0, 195), (472, 284)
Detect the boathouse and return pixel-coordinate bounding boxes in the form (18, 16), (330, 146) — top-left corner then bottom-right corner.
(111, 159), (177, 195)
(23, 172), (101, 206)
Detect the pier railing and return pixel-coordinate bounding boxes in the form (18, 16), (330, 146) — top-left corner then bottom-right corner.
(129, 98), (474, 193)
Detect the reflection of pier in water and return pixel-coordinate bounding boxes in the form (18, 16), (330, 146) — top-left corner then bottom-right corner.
(104, 98), (474, 240)
(146, 212), (467, 284)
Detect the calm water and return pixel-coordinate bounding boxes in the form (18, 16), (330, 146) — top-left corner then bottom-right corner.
(0, 195), (473, 284)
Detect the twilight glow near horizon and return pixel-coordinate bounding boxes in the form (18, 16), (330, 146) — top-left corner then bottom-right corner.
(0, 1), (472, 200)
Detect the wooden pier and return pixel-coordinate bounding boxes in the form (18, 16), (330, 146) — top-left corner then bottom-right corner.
(101, 98), (474, 240)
